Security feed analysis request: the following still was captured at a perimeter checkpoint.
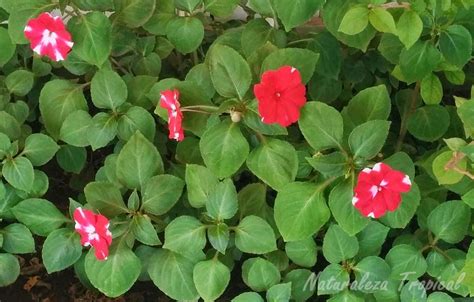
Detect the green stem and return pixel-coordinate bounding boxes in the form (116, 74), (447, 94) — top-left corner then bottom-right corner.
(395, 82), (420, 152)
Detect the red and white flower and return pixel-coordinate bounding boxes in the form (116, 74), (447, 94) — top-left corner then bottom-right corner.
(352, 163), (412, 218)
(253, 66), (306, 127)
(74, 208), (112, 261)
(160, 89), (184, 141)
(24, 12), (74, 62)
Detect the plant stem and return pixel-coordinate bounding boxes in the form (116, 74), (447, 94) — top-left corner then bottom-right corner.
(395, 82), (420, 152)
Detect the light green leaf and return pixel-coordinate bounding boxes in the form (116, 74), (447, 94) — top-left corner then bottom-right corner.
(91, 68), (128, 110)
(322, 224), (359, 264)
(116, 131), (163, 190)
(369, 7), (397, 34)
(420, 73), (443, 105)
(193, 259), (230, 301)
(42, 228), (82, 273)
(235, 215), (277, 254)
(84, 181), (127, 216)
(338, 6), (369, 35)
(142, 175), (184, 216)
(0, 253), (20, 286)
(274, 182), (330, 242)
(427, 200), (471, 244)
(2, 156), (34, 192)
(166, 17), (204, 54)
(207, 178), (238, 220)
(1, 223), (35, 254)
(23, 133), (59, 166)
(397, 10), (423, 49)
(349, 120), (391, 160)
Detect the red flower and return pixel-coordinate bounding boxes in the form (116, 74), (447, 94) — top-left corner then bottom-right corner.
(24, 12), (74, 62)
(74, 208), (112, 261)
(352, 163), (412, 218)
(160, 89), (184, 141)
(253, 66), (306, 127)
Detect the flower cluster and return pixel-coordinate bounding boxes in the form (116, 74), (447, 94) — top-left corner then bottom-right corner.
(352, 163), (412, 218)
(24, 12), (73, 62)
(160, 89), (184, 141)
(74, 208), (112, 261)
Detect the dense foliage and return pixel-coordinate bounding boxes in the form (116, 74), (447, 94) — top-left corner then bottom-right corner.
(0, 0), (473, 300)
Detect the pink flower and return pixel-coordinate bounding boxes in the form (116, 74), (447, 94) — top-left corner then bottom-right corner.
(24, 12), (74, 62)
(74, 208), (112, 261)
(253, 66), (306, 127)
(160, 89), (184, 141)
(352, 163), (412, 218)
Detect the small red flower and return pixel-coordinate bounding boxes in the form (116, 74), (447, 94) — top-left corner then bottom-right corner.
(352, 163), (412, 218)
(253, 66), (306, 127)
(160, 89), (184, 141)
(74, 208), (112, 261)
(24, 12), (74, 62)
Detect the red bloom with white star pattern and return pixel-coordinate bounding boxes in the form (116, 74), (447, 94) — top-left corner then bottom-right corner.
(74, 208), (112, 261)
(160, 89), (184, 141)
(352, 163), (412, 218)
(253, 66), (306, 127)
(24, 12), (74, 62)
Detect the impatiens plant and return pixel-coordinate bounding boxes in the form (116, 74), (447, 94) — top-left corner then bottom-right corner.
(0, 0), (473, 300)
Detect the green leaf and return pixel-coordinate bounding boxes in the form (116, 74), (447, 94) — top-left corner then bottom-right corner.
(427, 292), (454, 302)
(242, 258), (280, 291)
(234, 215), (277, 254)
(2, 157), (34, 192)
(309, 31), (343, 79)
(322, 0), (376, 52)
(12, 198), (67, 236)
(174, 0), (202, 11)
(200, 120), (249, 178)
(274, 182), (330, 242)
(432, 151), (466, 185)
(148, 249), (199, 300)
(0, 27), (15, 66)
(207, 223), (229, 253)
(1, 223), (35, 254)
(420, 73), (443, 105)
(193, 259), (230, 301)
(322, 224), (359, 264)
(353, 256), (391, 293)
(247, 138), (298, 191)
(344, 85), (391, 127)
(285, 238), (317, 267)
(427, 200), (471, 244)
(349, 120), (390, 160)
(261, 48), (319, 84)
(207, 178), (238, 220)
(386, 244), (427, 280)
(114, 0), (156, 28)
(274, 0), (324, 31)
(166, 17), (204, 54)
(42, 228), (82, 273)
(84, 182), (127, 216)
(39, 80), (88, 139)
(163, 216), (206, 257)
(247, 0), (275, 16)
(208, 44), (252, 100)
(397, 10), (423, 49)
(356, 221), (389, 258)
(5, 70), (34, 96)
(266, 283), (291, 301)
(283, 269), (315, 301)
(0, 112), (21, 140)
(117, 106), (156, 141)
(338, 6), (369, 35)
(87, 112), (118, 150)
(56, 145), (87, 174)
(0, 253), (20, 286)
(60, 110), (92, 147)
(299, 102), (344, 152)
(69, 12), (112, 67)
(142, 175), (184, 215)
(185, 164), (219, 208)
(369, 7), (397, 34)
(407, 105), (450, 142)
(131, 214), (161, 246)
(329, 180), (369, 236)
(23, 134), (59, 166)
(91, 68), (128, 110)
(85, 243), (141, 298)
(317, 264), (349, 295)
(307, 152), (347, 178)
(204, 0), (239, 17)
(400, 41), (442, 82)
(116, 131), (163, 190)
(232, 292), (264, 302)
(439, 25), (472, 68)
